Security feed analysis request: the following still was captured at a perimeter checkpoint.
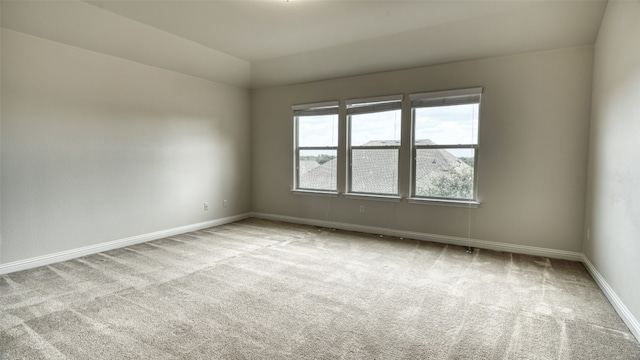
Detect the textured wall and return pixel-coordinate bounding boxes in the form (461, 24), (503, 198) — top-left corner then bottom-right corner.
(0, 30), (251, 264)
(584, 0), (640, 331)
(251, 46), (593, 252)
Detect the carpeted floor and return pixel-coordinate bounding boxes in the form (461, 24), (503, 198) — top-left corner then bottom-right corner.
(1, 218), (639, 359)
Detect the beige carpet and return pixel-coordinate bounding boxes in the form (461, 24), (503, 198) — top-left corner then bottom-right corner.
(1, 218), (639, 359)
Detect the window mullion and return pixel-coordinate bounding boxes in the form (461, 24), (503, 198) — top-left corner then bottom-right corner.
(414, 144), (476, 150)
(350, 146), (401, 150)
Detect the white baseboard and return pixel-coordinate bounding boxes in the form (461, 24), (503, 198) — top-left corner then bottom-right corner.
(2, 212), (637, 343)
(0, 213), (252, 276)
(253, 212), (640, 341)
(251, 212), (583, 261)
(252, 212), (640, 342)
(582, 255), (640, 342)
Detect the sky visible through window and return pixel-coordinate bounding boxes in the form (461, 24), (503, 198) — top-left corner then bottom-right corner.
(415, 103), (479, 157)
(298, 104), (477, 157)
(414, 104), (478, 144)
(351, 110), (400, 146)
(298, 115), (338, 148)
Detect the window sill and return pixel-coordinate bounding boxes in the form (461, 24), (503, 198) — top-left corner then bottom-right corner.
(343, 193), (401, 202)
(291, 189), (339, 198)
(407, 198), (480, 208)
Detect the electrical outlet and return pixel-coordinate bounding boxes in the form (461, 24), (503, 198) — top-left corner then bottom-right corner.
(359, 205), (365, 213)
(223, 200), (228, 208)
(204, 202), (209, 211)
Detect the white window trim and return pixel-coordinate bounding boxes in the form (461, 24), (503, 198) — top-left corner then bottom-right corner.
(407, 197), (480, 208)
(343, 193), (401, 202)
(289, 88), (484, 205)
(347, 95), (403, 197)
(293, 101), (339, 193)
(291, 189), (339, 197)
(410, 87), (482, 202)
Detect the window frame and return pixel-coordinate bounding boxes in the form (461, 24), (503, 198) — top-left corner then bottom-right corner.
(345, 95), (403, 197)
(409, 88), (482, 204)
(292, 101), (340, 194)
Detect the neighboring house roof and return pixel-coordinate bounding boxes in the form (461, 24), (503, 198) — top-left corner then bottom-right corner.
(413, 140), (472, 196)
(298, 158), (337, 191)
(299, 160), (320, 175)
(350, 146), (398, 194)
(299, 140), (472, 195)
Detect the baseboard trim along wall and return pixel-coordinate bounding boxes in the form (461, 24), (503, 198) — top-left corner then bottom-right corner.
(0, 213), (252, 276)
(582, 255), (640, 342)
(2, 212), (637, 344)
(253, 212), (639, 342)
(252, 212), (583, 261)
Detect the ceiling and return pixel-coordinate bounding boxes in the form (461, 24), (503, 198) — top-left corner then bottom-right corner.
(1, 0), (607, 89)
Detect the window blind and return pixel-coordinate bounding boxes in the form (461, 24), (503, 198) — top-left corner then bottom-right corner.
(346, 95), (403, 115)
(292, 101), (339, 116)
(410, 87), (482, 108)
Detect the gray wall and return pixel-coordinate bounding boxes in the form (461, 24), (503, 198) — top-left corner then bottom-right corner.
(584, 1), (640, 330)
(251, 46), (593, 252)
(0, 30), (251, 264)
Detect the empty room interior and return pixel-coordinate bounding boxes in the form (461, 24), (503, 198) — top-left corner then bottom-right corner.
(1, 0), (640, 358)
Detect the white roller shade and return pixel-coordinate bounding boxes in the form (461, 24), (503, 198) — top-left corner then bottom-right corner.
(292, 101), (339, 116)
(410, 87), (482, 108)
(346, 94), (403, 115)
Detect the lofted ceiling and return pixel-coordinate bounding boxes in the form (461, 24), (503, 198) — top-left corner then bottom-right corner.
(1, 0), (607, 89)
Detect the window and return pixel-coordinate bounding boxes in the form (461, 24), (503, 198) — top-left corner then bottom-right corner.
(346, 95), (403, 196)
(293, 102), (339, 192)
(410, 88), (482, 201)
(292, 88), (482, 206)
